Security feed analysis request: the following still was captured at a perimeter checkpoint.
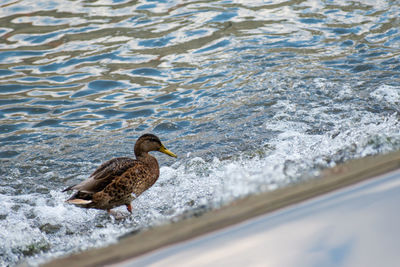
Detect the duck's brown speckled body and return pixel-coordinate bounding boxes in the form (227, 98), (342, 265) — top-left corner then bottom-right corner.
(63, 134), (177, 214)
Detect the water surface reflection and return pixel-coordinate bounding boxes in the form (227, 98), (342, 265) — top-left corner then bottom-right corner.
(0, 0), (399, 265)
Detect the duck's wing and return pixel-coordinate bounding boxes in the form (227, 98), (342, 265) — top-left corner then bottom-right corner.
(62, 157), (136, 193)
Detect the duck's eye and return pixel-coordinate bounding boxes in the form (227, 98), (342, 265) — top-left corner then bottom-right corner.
(150, 138), (161, 144)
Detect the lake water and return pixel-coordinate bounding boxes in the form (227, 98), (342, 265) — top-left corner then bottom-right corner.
(0, 0), (399, 265)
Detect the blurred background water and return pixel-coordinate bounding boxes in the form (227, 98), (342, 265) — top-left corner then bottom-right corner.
(0, 0), (399, 265)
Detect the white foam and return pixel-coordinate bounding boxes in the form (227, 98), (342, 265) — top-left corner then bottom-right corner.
(370, 84), (400, 106)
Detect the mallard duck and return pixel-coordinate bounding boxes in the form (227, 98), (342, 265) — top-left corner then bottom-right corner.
(62, 133), (177, 214)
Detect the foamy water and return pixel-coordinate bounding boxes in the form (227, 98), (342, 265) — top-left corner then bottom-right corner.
(1, 0), (400, 265)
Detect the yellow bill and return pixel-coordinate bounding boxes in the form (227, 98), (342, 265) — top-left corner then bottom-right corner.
(159, 144), (177, 158)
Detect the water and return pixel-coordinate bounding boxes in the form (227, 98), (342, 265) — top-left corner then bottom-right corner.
(0, 0), (399, 265)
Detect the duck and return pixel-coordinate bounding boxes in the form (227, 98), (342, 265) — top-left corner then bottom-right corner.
(62, 133), (177, 214)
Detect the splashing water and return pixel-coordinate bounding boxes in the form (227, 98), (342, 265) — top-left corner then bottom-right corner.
(0, 0), (400, 265)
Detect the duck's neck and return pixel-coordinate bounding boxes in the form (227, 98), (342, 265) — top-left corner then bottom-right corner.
(136, 152), (160, 179)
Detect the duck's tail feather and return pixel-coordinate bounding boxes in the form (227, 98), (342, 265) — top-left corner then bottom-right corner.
(62, 184), (76, 192)
(66, 199), (93, 205)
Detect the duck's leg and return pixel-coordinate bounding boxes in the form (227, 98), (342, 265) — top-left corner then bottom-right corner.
(107, 209), (126, 219)
(126, 203), (132, 213)
(107, 209), (116, 216)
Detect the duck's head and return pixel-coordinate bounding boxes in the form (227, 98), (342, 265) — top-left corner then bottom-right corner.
(134, 133), (177, 158)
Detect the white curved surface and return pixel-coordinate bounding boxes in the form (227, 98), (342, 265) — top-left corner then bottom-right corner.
(115, 169), (400, 267)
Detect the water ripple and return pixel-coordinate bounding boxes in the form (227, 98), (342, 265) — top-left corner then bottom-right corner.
(1, 0), (400, 265)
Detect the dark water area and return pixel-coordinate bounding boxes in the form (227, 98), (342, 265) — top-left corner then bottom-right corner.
(0, 0), (399, 265)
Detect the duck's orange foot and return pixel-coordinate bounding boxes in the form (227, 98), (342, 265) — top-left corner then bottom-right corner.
(126, 204), (132, 214)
